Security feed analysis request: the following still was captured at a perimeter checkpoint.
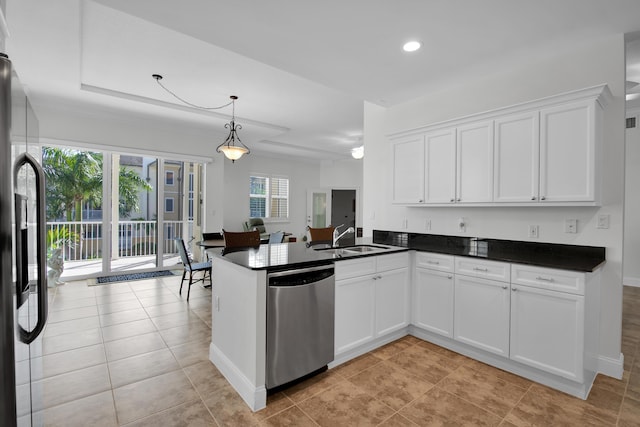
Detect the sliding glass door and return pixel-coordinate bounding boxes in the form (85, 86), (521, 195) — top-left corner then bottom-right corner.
(42, 145), (202, 279)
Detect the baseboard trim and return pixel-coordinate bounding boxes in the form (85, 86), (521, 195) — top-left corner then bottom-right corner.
(598, 353), (624, 379)
(210, 343), (266, 411)
(623, 277), (640, 287)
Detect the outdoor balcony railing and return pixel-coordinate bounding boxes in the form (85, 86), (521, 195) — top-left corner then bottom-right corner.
(46, 220), (193, 261)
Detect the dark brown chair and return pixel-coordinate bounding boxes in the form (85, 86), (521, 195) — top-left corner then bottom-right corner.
(307, 226), (335, 245)
(222, 229), (261, 248)
(175, 238), (211, 301)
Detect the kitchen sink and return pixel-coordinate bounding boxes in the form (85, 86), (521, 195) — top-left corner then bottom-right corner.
(342, 245), (388, 253)
(315, 245), (390, 256)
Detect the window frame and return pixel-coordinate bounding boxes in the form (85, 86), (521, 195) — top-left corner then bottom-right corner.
(249, 174), (289, 220)
(165, 170), (174, 186)
(165, 197), (174, 213)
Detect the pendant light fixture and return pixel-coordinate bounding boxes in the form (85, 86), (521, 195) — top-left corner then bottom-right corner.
(216, 95), (249, 162)
(152, 74), (249, 162)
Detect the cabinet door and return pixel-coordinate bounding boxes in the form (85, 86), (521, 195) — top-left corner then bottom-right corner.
(335, 276), (376, 355)
(494, 112), (540, 203)
(392, 135), (425, 204)
(425, 129), (456, 204)
(540, 101), (596, 202)
(375, 268), (409, 337)
(510, 285), (584, 382)
(456, 121), (494, 203)
(454, 275), (510, 356)
(414, 268), (454, 337)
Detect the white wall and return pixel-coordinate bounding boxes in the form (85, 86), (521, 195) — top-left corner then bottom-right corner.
(363, 34), (626, 367)
(624, 102), (640, 286)
(219, 154), (323, 242)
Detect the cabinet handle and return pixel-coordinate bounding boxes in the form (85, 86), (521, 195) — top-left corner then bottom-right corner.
(512, 287), (518, 292)
(447, 275), (453, 279)
(457, 198), (461, 202)
(502, 285), (508, 290)
(473, 267), (489, 272)
(531, 196), (536, 200)
(419, 199), (423, 203)
(541, 196), (546, 201)
(427, 260), (440, 265)
(450, 198), (455, 202)
(535, 276), (555, 282)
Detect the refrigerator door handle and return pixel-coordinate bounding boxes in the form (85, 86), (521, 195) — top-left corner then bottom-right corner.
(13, 152), (48, 344)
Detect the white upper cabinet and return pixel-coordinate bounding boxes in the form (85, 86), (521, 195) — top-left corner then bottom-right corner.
(392, 135), (425, 204)
(540, 101), (597, 203)
(456, 121), (494, 203)
(389, 85), (610, 207)
(494, 112), (540, 203)
(425, 129), (456, 203)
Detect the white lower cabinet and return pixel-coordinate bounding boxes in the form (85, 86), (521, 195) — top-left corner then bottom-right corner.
(335, 274), (376, 354)
(453, 274), (510, 357)
(335, 253), (409, 356)
(375, 268), (410, 336)
(414, 267), (454, 337)
(510, 275), (585, 382)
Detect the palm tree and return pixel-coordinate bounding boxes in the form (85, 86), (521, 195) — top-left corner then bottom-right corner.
(42, 148), (152, 221)
(42, 147), (102, 221)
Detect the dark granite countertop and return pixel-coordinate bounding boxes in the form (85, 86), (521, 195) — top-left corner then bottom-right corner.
(212, 231), (605, 273)
(373, 230), (606, 272)
(210, 239), (409, 272)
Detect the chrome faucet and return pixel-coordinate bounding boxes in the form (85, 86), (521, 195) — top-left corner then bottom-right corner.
(333, 225), (355, 247)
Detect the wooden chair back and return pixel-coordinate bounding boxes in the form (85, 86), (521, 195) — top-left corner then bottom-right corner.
(222, 229), (261, 248)
(307, 226), (335, 244)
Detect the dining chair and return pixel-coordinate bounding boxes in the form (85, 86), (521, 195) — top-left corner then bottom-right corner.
(175, 238), (212, 301)
(222, 229), (261, 248)
(307, 226), (335, 245)
(268, 231), (285, 244)
(202, 231), (223, 241)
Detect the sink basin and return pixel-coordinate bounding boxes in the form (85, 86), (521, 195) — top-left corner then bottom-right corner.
(342, 245), (388, 253)
(315, 245), (390, 256)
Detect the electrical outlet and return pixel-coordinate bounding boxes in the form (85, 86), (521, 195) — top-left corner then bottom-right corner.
(565, 219), (578, 234)
(528, 225), (539, 238)
(597, 214), (610, 229)
(458, 217), (466, 233)
(425, 219), (431, 231)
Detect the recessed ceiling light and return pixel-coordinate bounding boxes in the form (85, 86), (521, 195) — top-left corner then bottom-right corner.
(403, 41), (421, 52)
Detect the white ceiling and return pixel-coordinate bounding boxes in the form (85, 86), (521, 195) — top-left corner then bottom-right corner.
(5, 0), (640, 160)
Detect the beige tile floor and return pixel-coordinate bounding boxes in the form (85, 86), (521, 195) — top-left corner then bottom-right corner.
(31, 276), (640, 426)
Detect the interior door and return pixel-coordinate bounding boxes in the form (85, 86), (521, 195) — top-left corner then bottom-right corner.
(306, 189), (332, 228)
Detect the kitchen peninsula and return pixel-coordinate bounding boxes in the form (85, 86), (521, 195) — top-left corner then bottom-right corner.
(209, 231), (606, 411)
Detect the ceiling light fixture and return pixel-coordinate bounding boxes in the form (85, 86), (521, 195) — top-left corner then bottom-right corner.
(403, 41), (421, 52)
(152, 74), (249, 162)
(351, 145), (364, 160)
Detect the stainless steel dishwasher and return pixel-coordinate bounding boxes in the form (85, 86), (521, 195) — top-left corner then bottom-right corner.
(266, 265), (335, 389)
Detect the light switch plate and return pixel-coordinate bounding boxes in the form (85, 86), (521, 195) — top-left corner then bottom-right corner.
(528, 225), (539, 238)
(565, 219), (577, 233)
(597, 214), (610, 229)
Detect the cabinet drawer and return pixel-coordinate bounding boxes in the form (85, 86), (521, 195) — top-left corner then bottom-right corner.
(376, 252), (409, 272)
(336, 257), (377, 280)
(415, 252), (454, 272)
(455, 257), (510, 282)
(511, 264), (585, 295)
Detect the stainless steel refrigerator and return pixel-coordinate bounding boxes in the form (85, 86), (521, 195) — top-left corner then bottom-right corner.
(0, 53), (48, 426)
